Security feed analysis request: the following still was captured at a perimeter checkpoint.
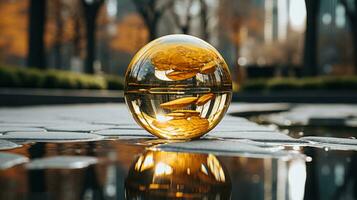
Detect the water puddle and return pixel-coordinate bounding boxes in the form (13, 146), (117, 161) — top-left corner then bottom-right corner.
(0, 133), (356, 200)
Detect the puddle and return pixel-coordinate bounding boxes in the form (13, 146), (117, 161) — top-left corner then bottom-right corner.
(0, 136), (355, 200)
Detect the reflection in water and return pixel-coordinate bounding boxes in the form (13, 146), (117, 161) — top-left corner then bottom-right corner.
(221, 154), (307, 200)
(288, 159), (306, 200)
(304, 148), (357, 200)
(1, 139), (357, 199)
(125, 151), (232, 199)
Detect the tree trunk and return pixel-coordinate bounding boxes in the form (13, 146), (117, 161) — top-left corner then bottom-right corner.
(148, 20), (158, 41)
(81, 0), (103, 74)
(182, 26), (189, 34)
(340, 0), (357, 74)
(199, 0), (209, 41)
(54, 0), (63, 69)
(352, 26), (357, 74)
(27, 0), (46, 69)
(73, 14), (82, 57)
(303, 0), (320, 76)
(85, 14), (96, 74)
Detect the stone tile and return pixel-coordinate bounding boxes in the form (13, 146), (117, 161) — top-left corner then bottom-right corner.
(206, 131), (298, 142)
(301, 136), (357, 151)
(0, 131), (104, 143)
(0, 139), (22, 150)
(155, 139), (302, 159)
(0, 121), (69, 128)
(0, 152), (29, 170)
(302, 136), (357, 145)
(26, 156), (98, 169)
(212, 124), (277, 132)
(228, 103), (291, 115)
(0, 123), (45, 128)
(111, 124), (142, 129)
(0, 127), (46, 134)
(235, 139), (309, 148)
(93, 129), (152, 137)
(261, 104), (357, 127)
(44, 124), (116, 132)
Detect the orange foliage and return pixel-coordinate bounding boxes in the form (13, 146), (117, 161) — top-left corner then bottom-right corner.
(110, 13), (148, 54)
(0, 0), (29, 58)
(45, 17), (76, 48)
(45, 0), (79, 48)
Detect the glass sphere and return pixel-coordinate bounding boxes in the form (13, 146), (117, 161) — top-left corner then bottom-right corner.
(125, 150), (231, 199)
(125, 34), (232, 139)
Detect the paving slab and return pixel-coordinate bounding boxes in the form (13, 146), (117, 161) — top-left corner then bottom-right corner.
(228, 103), (291, 117)
(206, 131), (297, 142)
(93, 129), (153, 137)
(261, 104), (357, 127)
(26, 156), (98, 169)
(0, 131), (104, 143)
(0, 103), (356, 152)
(44, 124), (116, 132)
(212, 124), (277, 132)
(0, 127), (46, 134)
(0, 123), (55, 128)
(0, 139), (22, 150)
(155, 139), (303, 159)
(301, 136), (357, 151)
(0, 152), (29, 170)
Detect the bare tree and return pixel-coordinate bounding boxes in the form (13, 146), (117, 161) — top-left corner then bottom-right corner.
(199, 0), (209, 41)
(169, 0), (193, 34)
(73, 9), (83, 58)
(132, 0), (172, 41)
(340, 0), (357, 74)
(169, 0), (210, 40)
(303, 0), (320, 76)
(81, 0), (104, 74)
(53, 0), (64, 69)
(27, 0), (46, 69)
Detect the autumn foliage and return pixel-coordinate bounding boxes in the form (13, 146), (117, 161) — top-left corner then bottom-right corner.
(0, 0), (29, 58)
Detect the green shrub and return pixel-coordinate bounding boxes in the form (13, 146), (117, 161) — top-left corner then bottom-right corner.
(267, 78), (301, 90)
(240, 79), (267, 91)
(0, 65), (122, 90)
(105, 75), (125, 90)
(321, 76), (357, 90)
(84, 75), (107, 90)
(16, 68), (46, 88)
(299, 77), (323, 90)
(240, 76), (357, 91)
(0, 66), (21, 87)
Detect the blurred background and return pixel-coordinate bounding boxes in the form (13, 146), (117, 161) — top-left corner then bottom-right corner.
(0, 0), (356, 97)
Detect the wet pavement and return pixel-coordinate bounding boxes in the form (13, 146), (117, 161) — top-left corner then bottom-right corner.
(0, 103), (356, 200)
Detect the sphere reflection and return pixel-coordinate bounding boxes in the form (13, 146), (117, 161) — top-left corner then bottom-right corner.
(125, 150), (231, 199)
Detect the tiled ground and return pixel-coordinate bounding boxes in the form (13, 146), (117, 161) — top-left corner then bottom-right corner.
(0, 103), (356, 169)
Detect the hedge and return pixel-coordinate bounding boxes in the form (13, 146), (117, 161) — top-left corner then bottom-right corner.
(3, 65), (355, 91)
(0, 65), (124, 90)
(240, 76), (357, 91)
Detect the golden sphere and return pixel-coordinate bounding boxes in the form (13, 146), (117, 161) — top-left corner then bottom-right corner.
(125, 34), (232, 139)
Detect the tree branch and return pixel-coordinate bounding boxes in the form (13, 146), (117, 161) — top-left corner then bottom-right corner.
(169, 2), (182, 28)
(156, 0), (173, 19)
(185, 0), (193, 25)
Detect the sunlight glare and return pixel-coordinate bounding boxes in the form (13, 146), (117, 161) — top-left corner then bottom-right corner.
(289, 0), (306, 31)
(288, 159), (306, 200)
(154, 162), (173, 176)
(156, 114), (173, 122)
(140, 153), (154, 171)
